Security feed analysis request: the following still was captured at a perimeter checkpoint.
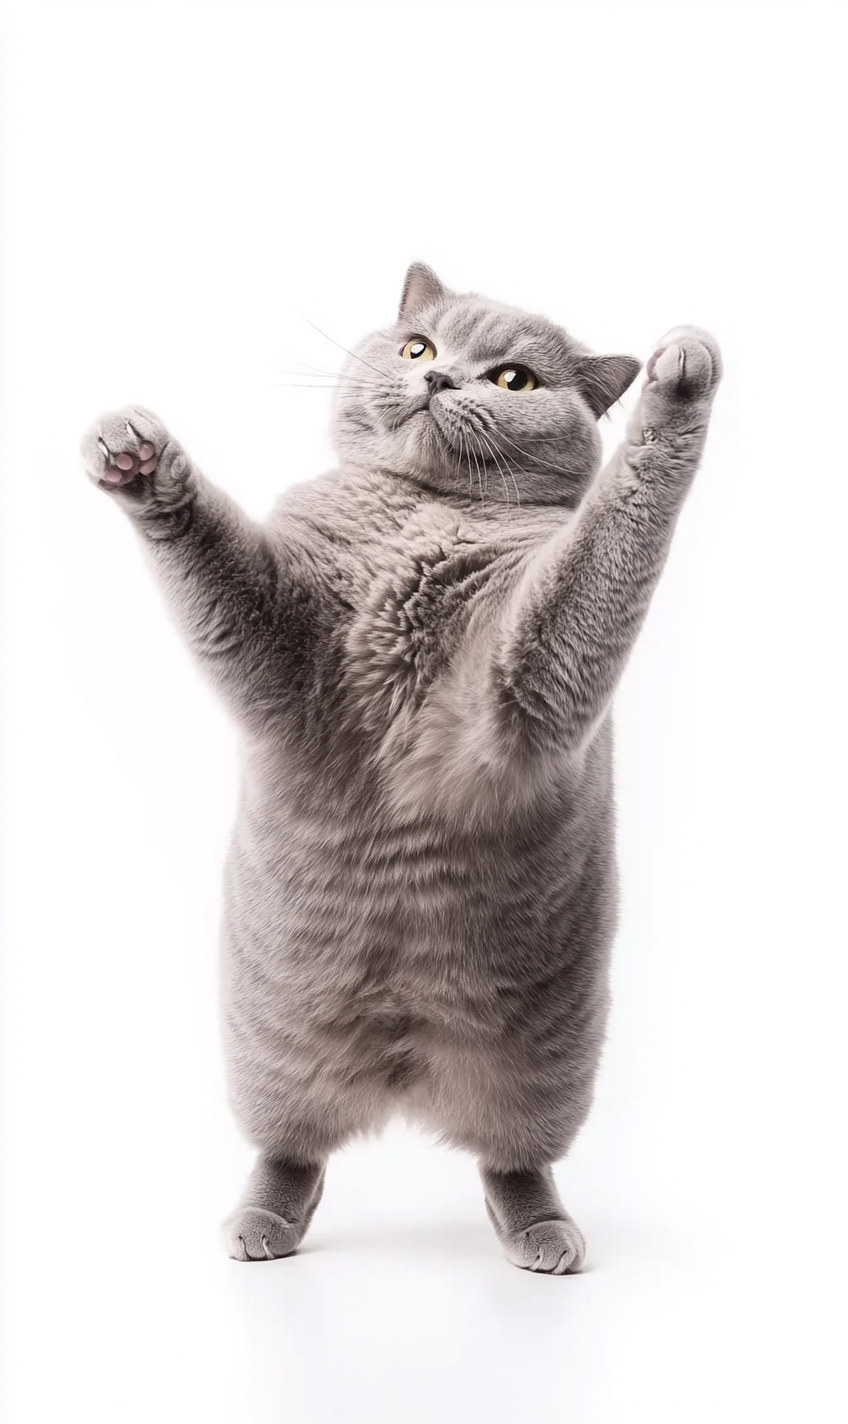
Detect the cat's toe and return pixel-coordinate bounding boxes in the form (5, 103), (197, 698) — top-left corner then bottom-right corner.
(81, 405), (167, 490)
(643, 326), (722, 400)
(222, 1206), (303, 1262)
(505, 1218), (586, 1276)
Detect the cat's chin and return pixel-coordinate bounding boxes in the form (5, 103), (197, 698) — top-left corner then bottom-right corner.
(405, 407), (441, 433)
(400, 408), (449, 462)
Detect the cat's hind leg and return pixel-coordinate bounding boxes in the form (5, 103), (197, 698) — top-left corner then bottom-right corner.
(480, 1163), (585, 1276)
(420, 1041), (592, 1273)
(421, 1036), (593, 1273)
(223, 1156), (326, 1262)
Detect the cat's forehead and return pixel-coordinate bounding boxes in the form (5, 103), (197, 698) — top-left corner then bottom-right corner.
(423, 296), (580, 370)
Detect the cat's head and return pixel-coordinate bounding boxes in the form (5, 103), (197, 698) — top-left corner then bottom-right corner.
(331, 262), (640, 506)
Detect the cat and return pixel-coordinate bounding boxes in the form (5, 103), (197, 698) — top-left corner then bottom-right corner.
(80, 263), (721, 1273)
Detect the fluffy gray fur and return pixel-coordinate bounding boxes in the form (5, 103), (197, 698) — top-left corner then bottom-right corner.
(80, 264), (721, 1273)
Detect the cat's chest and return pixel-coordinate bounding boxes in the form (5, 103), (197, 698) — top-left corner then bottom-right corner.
(342, 519), (515, 721)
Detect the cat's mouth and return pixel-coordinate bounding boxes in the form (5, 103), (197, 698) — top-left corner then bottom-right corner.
(400, 396), (486, 464)
(402, 405), (447, 442)
(423, 401), (482, 458)
(409, 410), (453, 459)
(404, 394), (436, 424)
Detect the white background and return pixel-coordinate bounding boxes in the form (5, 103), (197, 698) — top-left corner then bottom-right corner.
(1, 2), (846, 1421)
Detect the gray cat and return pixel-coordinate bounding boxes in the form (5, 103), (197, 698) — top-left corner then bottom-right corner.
(81, 264), (721, 1273)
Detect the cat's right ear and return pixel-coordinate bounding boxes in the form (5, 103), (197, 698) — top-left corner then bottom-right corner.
(575, 353), (642, 418)
(399, 262), (446, 317)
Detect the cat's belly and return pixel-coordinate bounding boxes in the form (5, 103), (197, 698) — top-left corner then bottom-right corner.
(220, 795), (617, 1082)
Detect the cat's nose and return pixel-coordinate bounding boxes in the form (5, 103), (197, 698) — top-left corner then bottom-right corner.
(423, 369), (458, 396)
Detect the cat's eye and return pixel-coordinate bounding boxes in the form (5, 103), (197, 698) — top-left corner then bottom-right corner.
(401, 337), (437, 362)
(490, 365), (537, 393)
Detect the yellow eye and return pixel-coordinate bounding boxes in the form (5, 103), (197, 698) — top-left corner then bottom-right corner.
(401, 337), (437, 361)
(492, 365), (537, 393)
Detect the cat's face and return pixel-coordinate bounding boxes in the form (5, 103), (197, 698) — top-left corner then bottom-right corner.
(331, 263), (640, 506)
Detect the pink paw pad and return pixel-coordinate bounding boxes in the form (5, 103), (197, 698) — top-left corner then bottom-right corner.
(99, 425), (159, 488)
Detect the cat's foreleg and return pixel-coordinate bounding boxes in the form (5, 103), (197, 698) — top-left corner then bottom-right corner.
(496, 328), (722, 754)
(81, 406), (292, 733)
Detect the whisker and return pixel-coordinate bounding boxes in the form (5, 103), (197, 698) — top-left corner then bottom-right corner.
(479, 429), (521, 510)
(470, 436), (485, 507)
(271, 345), (343, 376)
(269, 383), (378, 391)
(490, 427), (573, 478)
(487, 436), (511, 505)
(268, 368), (351, 378)
(467, 434), (478, 504)
(269, 376), (376, 385)
(268, 376), (380, 392)
(475, 429), (509, 506)
(295, 311), (395, 382)
(496, 442), (522, 510)
(459, 429), (473, 502)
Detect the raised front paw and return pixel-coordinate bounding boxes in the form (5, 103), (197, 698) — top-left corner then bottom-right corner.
(81, 405), (166, 489)
(80, 405), (191, 512)
(643, 326), (722, 402)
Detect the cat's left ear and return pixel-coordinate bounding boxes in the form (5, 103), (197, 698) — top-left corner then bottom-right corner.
(399, 262), (446, 317)
(576, 353), (642, 417)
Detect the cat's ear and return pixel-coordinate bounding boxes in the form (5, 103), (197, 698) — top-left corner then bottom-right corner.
(576, 353), (642, 417)
(399, 262), (446, 317)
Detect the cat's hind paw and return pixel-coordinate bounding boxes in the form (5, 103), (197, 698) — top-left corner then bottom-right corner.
(503, 1217), (586, 1275)
(222, 1206), (305, 1263)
